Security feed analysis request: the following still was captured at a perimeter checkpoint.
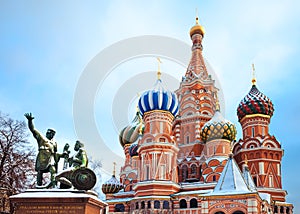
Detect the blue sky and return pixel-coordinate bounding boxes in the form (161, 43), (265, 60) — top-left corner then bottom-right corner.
(0, 0), (299, 209)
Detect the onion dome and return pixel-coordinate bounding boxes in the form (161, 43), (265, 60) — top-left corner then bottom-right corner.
(138, 78), (179, 116)
(200, 109), (237, 143)
(129, 143), (139, 157)
(102, 174), (123, 194)
(102, 163), (123, 194)
(237, 84), (274, 121)
(190, 16), (205, 38)
(119, 111), (144, 148)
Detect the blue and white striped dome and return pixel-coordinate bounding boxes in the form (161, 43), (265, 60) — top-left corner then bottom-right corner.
(138, 79), (179, 116)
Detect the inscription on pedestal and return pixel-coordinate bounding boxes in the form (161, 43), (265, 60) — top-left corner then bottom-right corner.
(18, 205), (84, 214)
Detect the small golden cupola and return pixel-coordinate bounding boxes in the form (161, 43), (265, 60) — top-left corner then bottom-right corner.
(190, 16), (205, 38)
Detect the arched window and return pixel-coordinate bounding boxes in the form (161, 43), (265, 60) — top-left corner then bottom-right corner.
(114, 204), (125, 212)
(213, 175), (216, 182)
(191, 164), (197, 174)
(182, 165), (188, 180)
(163, 201), (169, 209)
(159, 137), (166, 142)
(190, 198), (198, 208)
(135, 202), (139, 209)
(187, 112), (193, 116)
(179, 199), (187, 209)
(141, 201), (145, 209)
(232, 211), (245, 214)
(154, 200), (160, 209)
(147, 201), (151, 209)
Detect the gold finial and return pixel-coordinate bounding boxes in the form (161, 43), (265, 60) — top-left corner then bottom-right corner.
(157, 57), (162, 80)
(244, 154), (248, 165)
(215, 92), (220, 111)
(196, 8), (199, 24)
(139, 125), (143, 135)
(113, 162), (116, 176)
(251, 63), (256, 85)
(216, 100), (220, 111)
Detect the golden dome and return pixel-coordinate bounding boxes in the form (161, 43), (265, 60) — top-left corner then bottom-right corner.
(190, 17), (205, 37)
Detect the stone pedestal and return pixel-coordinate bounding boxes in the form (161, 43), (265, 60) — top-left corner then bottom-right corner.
(10, 189), (107, 214)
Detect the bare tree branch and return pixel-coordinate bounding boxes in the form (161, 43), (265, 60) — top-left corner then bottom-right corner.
(0, 112), (35, 195)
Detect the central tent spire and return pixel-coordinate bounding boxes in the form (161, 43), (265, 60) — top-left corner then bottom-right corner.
(183, 14), (209, 82)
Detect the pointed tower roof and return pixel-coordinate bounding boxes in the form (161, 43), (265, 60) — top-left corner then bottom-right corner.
(242, 166), (257, 192)
(183, 16), (209, 82)
(242, 157), (257, 192)
(212, 154), (254, 195)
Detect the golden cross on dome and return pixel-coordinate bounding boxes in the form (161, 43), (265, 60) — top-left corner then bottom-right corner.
(157, 57), (162, 80)
(252, 63), (256, 85)
(113, 162), (116, 176)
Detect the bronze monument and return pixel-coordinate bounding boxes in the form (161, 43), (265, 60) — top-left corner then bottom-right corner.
(56, 140), (96, 190)
(24, 113), (96, 190)
(24, 113), (60, 188)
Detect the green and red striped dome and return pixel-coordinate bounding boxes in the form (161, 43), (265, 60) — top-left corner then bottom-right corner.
(237, 84), (274, 121)
(119, 111), (144, 148)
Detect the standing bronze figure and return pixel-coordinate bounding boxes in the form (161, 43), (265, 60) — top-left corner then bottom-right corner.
(24, 113), (58, 188)
(56, 140), (96, 190)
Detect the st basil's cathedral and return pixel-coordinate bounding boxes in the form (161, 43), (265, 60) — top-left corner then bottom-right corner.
(101, 17), (294, 214)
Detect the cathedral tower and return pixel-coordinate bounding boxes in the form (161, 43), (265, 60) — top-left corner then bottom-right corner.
(134, 68), (180, 197)
(119, 110), (144, 192)
(233, 73), (286, 203)
(174, 17), (219, 182)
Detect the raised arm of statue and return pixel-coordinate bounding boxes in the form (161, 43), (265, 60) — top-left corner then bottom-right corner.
(24, 113), (41, 142)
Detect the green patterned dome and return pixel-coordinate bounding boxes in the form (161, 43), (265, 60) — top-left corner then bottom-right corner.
(119, 111), (144, 148)
(200, 110), (237, 143)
